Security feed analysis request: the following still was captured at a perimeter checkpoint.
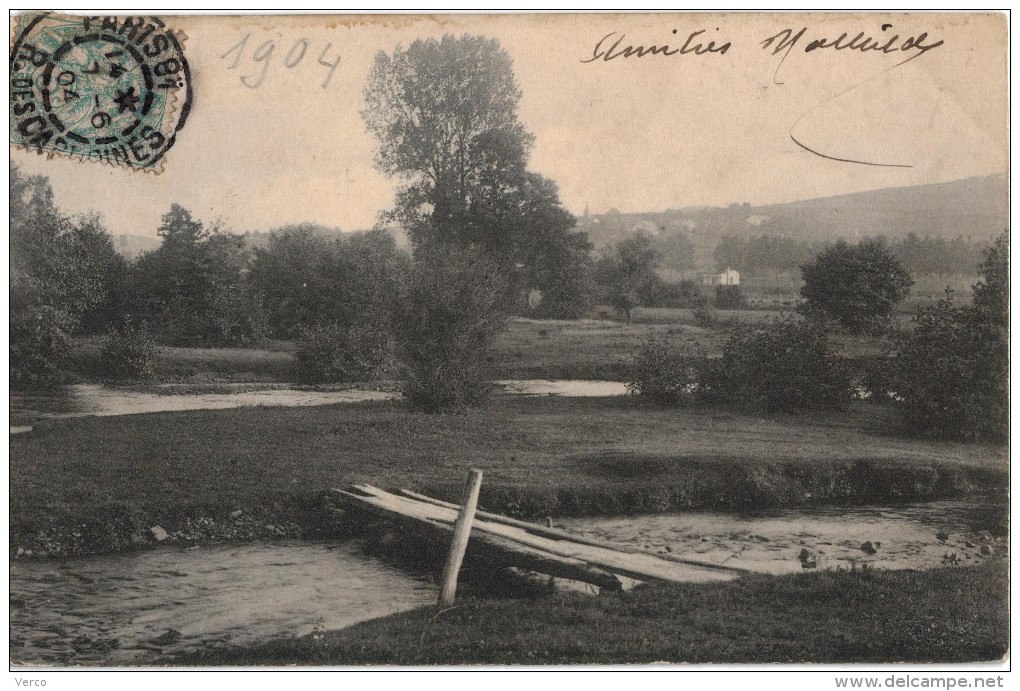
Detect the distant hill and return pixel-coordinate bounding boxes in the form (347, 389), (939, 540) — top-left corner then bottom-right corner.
(113, 234), (161, 259)
(576, 175), (1008, 264)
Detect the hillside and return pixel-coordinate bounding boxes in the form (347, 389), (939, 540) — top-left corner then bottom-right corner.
(577, 175), (1008, 256)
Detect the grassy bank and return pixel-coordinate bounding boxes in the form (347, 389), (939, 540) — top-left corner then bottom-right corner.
(10, 396), (1007, 557)
(175, 560), (1008, 665)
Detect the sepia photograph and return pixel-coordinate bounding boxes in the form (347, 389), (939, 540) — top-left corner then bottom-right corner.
(8, 10), (1010, 672)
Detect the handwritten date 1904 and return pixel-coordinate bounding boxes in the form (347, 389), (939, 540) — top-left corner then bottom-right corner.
(221, 33), (341, 89)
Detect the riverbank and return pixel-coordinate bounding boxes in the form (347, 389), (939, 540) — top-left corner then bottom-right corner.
(174, 559), (1009, 665)
(10, 396), (1007, 558)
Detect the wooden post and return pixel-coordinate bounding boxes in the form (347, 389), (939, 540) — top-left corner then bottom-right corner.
(438, 469), (483, 607)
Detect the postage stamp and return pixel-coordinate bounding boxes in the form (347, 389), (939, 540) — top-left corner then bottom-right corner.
(9, 13), (191, 171)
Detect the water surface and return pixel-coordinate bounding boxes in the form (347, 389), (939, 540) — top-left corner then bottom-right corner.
(10, 541), (435, 666)
(559, 497), (1007, 575)
(10, 380), (628, 433)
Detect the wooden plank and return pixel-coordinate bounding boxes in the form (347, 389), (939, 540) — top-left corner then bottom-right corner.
(395, 488), (752, 575)
(335, 489), (624, 591)
(336, 486), (738, 585)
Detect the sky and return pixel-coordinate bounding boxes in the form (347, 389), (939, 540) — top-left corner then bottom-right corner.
(9, 12), (1009, 238)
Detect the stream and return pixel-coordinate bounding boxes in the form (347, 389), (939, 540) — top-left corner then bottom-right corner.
(10, 541), (435, 666)
(10, 497), (1006, 666)
(9, 380), (628, 434)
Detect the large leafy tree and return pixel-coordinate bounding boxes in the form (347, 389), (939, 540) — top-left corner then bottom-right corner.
(131, 205), (267, 347)
(250, 225), (409, 338)
(595, 232), (661, 321)
(362, 35), (532, 246)
(10, 164), (124, 385)
(362, 34), (593, 318)
(799, 238), (914, 335)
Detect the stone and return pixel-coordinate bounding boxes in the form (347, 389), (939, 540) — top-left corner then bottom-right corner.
(936, 531), (950, 542)
(229, 510), (243, 519)
(965, 541), (976, 548)
(150, 629), (182, 646)
(150, 526), (169, 542)
(861, 541), (877, 555)
(981, 544), (994, 556)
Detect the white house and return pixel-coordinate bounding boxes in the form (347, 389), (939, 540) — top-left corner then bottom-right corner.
(700, 268), (740, 286)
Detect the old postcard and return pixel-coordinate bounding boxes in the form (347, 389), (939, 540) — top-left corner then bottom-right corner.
(9, 11), (1009, 674)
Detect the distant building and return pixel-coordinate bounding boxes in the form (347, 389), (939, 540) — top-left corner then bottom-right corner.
(700, 268), (740, 286)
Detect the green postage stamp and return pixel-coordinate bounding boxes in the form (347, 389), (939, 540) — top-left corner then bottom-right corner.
(10, 13), (192, 171)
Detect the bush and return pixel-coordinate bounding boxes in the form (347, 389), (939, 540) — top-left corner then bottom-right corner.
(645, 280), (708, 309)
(854, 356), (897, 403)
(10, 298), (76, 388)
(628, 336), (705, 406)
(693, 306), (716, 329)
(891, 232), (1008, 442)
(294, 322), (391, 384)
(395, 247), (508, 412)
(714, 284), (745, 309)
(892, 296), (1007, 442)
(100, 325), (156, 380)
(708, 317), (851, 413)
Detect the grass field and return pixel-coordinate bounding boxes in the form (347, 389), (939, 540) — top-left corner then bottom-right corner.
(177, 560), (1009, 665)
(10, 396), (1007, 557)
(69, 308), (904, 385)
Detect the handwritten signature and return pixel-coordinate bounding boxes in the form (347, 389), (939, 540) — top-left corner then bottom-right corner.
(761, 25), (944, 84)
(581, 24), (946, 169)
(581, 29), (731, 62)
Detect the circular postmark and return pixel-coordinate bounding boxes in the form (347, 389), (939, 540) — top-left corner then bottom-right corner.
(10, 13), (192, 171)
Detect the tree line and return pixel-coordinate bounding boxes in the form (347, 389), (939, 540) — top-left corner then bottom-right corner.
(630, 231), (1009, 442)
(712, 232), (989, 278)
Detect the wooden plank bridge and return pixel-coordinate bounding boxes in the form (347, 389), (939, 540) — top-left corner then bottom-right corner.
(334, 483), (750, 592)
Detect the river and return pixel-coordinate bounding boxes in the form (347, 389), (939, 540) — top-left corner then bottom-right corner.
(9, 380), (629, 434)
(9, 497), (1005, 666)
(10, 541), (435, 666)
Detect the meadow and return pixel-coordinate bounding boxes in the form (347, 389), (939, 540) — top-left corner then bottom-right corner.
(67, 306), (909, 386)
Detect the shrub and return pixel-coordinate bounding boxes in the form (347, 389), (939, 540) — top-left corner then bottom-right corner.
(628, 336), (705, 406)
(854, 356), (897, 402)
(693, 306), (716, 329)
(891, 232), (1008, 442)
(100, 325), (156, 380)
(714, 284), (745, 309)
(892, 296), (1007, 442)
(10, 299), (76, 388)
(709, 317), (851, 413)
(294, 322), (391, 384)
(395, 246), (508, 412)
